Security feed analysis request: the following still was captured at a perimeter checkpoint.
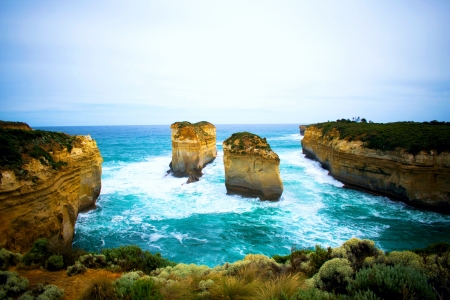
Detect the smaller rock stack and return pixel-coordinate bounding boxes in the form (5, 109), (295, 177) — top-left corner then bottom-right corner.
(223, 132), (283, 200)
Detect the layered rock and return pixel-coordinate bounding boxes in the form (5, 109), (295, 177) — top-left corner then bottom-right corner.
(0, 124), (102, 252)
(223, 132), (283, 200)
(301, 126), (450, 212)
(169, 121), (217, 183)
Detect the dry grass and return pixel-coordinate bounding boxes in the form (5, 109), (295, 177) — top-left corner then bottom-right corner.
(78, 278), (118, 300)
(256, 273), (305, 300)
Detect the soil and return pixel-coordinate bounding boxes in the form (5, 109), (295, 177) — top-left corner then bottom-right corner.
(11, 267), (122, 300)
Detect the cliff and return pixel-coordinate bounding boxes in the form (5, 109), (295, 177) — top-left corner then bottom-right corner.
(0, 123), (102, 252)
(169, 121), (217, 183)
(223, 132), (283, 200)
(299, 125), (307, 136)
(301, 124), (450, 212)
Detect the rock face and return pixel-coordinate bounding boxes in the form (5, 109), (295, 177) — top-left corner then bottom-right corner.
(299, 125), (307, 136)
(0, 127), (102, 252)
(301, 126), (450, 212)
(223, 132), (283, 200)
(169, 121), (217, 183)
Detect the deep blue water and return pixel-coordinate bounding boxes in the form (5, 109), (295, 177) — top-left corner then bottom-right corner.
(38, 124), (450, 266)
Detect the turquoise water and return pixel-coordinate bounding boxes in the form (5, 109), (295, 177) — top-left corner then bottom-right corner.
(39, 124), (450, 267)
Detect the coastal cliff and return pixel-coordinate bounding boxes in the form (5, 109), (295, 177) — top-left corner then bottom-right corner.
(0, 122), (102, 252)
(223, 132), (283, 200)
(301, 122), (450, 212)
(169, 121), (217, 183)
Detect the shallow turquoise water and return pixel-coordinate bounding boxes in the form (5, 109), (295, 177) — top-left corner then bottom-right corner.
(39, 124), (450, 266)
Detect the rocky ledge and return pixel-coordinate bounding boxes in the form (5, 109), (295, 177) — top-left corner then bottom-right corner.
(223, 132), (283, 200)
(301, 125), (450, 213)
(0, 122), (102, 252)
(169, 121), (217, 183)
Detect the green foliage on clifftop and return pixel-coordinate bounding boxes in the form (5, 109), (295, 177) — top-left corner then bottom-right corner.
(313, 120), (450, 154)
(0, 121), (75, 177)
(223, 131), (272, 153)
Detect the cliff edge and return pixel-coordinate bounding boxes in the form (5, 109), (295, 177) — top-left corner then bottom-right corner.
(169, 121), (217, 183)
(223, 132), (283, 200)
(0, 122), (103, 252)
(301, 122), (450, 212)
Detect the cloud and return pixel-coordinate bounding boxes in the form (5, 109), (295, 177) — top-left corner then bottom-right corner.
(0, 0), (449, 125)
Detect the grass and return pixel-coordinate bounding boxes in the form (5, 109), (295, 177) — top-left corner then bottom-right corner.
(312, 120), (450, 154)
(223, 132), (272, 154)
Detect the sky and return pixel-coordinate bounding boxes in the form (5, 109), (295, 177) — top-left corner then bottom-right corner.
(0, 1), (449, 126)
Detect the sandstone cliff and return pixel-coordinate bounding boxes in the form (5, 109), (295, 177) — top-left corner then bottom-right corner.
(223, 132), (283, 200)
(0, 123), (102, 252)
(169, 121), (217, 183)
(299, 125), (307, 136)
(301, 125), (450, 212)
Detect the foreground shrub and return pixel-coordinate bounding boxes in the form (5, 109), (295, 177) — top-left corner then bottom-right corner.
(130, 278), (162, 300)
(0, 271), (29, 299)
(66, 261), (87, 276)
(36, 284), (64, 300)
(22, 239), (49, 266)
(102, 245), (175, 274)
(311, 258), (354, 294)
(208, 276), (256, 300)
(0, 248), (22, 270)
(292, 288), (345, 300)
(79, 278), (117, 300)
(257, 273), (304, 300)
(349, 263), (435, 300)
(45, 255), (64, 271)
(115, 271), (144, 299)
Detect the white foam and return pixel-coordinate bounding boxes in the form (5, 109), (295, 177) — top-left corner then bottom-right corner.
(268, 134), (302, 141)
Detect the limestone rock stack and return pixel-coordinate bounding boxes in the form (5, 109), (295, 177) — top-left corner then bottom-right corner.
(301, 126), (450, 212)
(223, 132), (283, 200)
(0, 123), (102, 252)
(169, 121), (217, 183)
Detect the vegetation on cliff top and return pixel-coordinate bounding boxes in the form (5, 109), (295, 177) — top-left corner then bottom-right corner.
(3, 237), (450, 299)
(223, 132), (273, 154)
(313, 120), (450, 154)
(171, 121), (214, 139)
(0, 121), (76, 179)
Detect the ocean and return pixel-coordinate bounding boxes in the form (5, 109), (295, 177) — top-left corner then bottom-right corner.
(38, 124), (450, 267)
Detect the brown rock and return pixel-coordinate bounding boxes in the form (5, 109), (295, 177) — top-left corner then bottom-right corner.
(301, 126), (450, 212)
(299, 125), (307, 136)
(0, 132), (102, 253)
(223, 132), (283, 200)
(169, 121), (217, 183)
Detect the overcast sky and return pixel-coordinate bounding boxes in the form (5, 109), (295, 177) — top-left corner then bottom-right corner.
(1, 1), (449, 126)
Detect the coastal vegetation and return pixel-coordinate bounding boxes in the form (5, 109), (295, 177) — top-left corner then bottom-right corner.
(312, 120), (450, 154)
(2, 238), (449, 299)
(0, 121), (75, 178)
(223, 132), (272, 153)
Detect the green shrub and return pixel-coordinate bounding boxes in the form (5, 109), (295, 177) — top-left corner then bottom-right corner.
(291, 288), (345, 300)
(341, 238), (381, 271)
(349, 264), (435, 300)
(115, 271), (144, 299)
(314, 258), (354, 294)
(45, 255), (64, 271)
(78, 254), (107, 268)
(413, 242), (450, 256)
(66, 261), (87, 276)
(0, 271), (29, 299)
(36, 284), (64, 300)
(0, 248), (22, 270)
(130, 278), (162, 300)
(79, 278), (117, 300)
(22, 239), (49, 266)
(101, 245), (175, 274)
(307, 245), (332, 276)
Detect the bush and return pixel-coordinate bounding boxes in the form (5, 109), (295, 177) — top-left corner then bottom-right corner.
(208, 276), (256, 300)
(0, 271), (29, 299)
(314, 258), (354, 294)
(130, 278), (162, 300)
(292, 288), (345, 300)
(45, 255), (64, 271)
(0, 248), (22, 270)
(79, 254), (107, 268)
(341, 238), (381, 271)
(79, 278), (117, 300)
(307, 245), (332, 276)
(22, 239), (49, 266)
(101, 245), (175, 274)
(66, 261), (87, 276)
(36, 284), (64, 300)
(349, 264), (435, 300)
(115, 271), (144, 299)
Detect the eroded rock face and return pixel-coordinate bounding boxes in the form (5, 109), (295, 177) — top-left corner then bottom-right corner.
(169, 121), (217, 182)
(223, 132), (283, 200)
(0, 131), (102, 252)
(301, 126), (450, 212)
(299, 125), (307, 136)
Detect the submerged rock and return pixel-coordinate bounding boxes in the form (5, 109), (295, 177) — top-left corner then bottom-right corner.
(169, 121), (217, 183)
(223, 132), (283, 200)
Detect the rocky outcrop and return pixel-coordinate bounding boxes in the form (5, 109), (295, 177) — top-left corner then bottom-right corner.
(301, 126), (450, 212)
(223, 132), (283, 200)
(0, 125), (102, 252)
(299, 125), (307, 136)
(169, 121), (217, 183)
